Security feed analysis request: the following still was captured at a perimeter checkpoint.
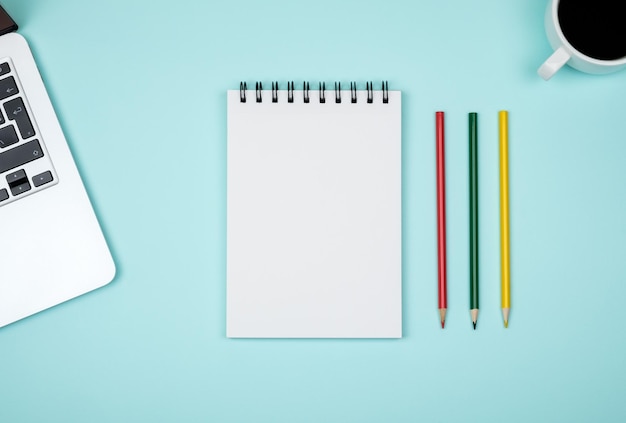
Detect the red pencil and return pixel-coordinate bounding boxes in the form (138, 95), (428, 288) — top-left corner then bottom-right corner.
(436, 111), (447, 329)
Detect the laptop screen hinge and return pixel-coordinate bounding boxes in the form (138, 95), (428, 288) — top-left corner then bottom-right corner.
(0, 5), (18, 37)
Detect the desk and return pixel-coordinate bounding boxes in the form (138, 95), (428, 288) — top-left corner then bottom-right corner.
(1, 0), (625, 421)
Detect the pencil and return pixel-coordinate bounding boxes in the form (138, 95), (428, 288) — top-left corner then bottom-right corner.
(499, 111), (511, 328)
(469, 113), (479, 330)
(436, 111), (447, 329)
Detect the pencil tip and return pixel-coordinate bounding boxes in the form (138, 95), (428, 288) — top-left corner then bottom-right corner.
(473, 322), (476, 330)
(441, 320), (445, 329)
(504, 320), (508, 328)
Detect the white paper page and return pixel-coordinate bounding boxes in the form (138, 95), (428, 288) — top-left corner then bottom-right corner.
(227, 88), (401, 338)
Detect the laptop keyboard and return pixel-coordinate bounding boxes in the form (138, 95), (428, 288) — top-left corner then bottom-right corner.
(0, 58), (57, 207)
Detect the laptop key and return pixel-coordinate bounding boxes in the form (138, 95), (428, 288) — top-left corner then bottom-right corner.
(6, 168), (30, 196)
(4, 97), (35, 139)
(6, 168), (26, 185)
(0, 125), (18, 148)
(32, 170), (53, 187)
(0, 188), (8, 202)
(10, 180), (31, 196)
(0, 62), (10, 76)
(0, 76), (19, 100)
(0, 139), (43, 174)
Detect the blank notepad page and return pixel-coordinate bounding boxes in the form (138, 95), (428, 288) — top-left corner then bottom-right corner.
(227, 86), (401, 338)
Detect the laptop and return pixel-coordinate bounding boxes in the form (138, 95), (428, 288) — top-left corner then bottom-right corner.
(0, 6), (115, 327)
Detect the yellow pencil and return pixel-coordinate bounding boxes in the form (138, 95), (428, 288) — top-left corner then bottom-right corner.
(499, 111), (511, 328)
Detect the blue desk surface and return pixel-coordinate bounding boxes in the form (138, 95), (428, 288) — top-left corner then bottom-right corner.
(2, 1), (625, 421)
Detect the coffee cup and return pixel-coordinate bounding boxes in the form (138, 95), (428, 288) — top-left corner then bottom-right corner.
(538, 0), (626, 80)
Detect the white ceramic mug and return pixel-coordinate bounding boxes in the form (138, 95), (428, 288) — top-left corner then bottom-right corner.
(538, 0), (626, 80)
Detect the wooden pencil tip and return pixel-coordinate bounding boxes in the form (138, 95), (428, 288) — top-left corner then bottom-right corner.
(502, 308), (510, 329)
(441, 320), (445, 329)
(470, 309), (479, 327)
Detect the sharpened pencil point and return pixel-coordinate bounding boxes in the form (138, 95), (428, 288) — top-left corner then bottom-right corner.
(441, 320), (445, 329)
(470, 309), (479, 329)
(502, 308), (510, 329)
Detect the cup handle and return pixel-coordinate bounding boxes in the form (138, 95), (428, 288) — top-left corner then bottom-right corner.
(538, 46), (571, 80)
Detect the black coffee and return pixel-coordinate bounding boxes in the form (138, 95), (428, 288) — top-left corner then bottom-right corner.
(558, 0), (626, 61)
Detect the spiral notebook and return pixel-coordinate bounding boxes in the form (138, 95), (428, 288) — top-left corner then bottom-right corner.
(227, 81), (401, 338)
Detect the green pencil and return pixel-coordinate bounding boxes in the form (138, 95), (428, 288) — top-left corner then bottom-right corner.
(469, 113), (479, 329)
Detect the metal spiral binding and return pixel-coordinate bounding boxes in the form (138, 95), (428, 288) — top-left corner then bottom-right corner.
(240, 82), (247, 103)
(255, 82), (262, 103)
(382, 80), (388, 104)
(288, 81), (294, 103)
(239, 81), (390, 104)
(303, 81), (310, 103)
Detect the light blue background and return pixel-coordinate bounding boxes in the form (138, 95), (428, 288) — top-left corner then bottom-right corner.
(1, 0), (625, 421)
